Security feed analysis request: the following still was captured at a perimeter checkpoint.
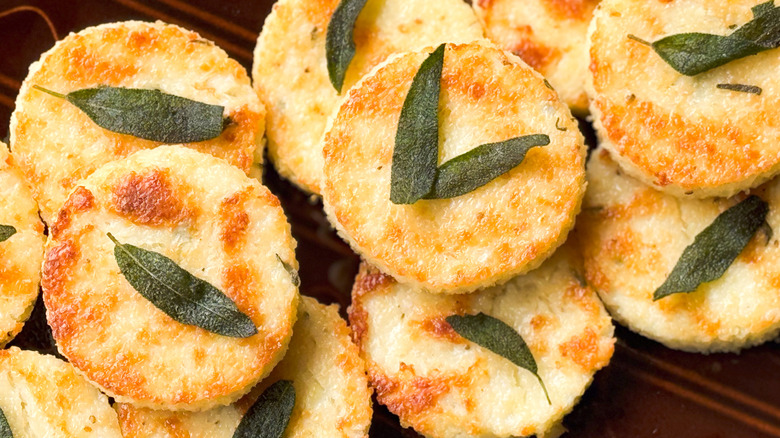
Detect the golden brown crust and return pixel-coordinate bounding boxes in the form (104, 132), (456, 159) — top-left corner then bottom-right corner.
(42, 146), (299, 410)
(577, 148), (780, 352)
(252, 0), (483, 194)
(506, 27), (561, 73)
(545, 0), (599, 20)
(219, 188), (253, 251)
(347, 264), (394, 348)
(0, 143), (45, 348)
(0, 347), (122, 437)
(11, 21), (265, 223)
(349, 245), (614, 437)
(369, 366), (458, 418)
(115, 297), (372, 438)
(110, 170), (196, 227)
(322, 42), (586, 294)
(262, 297), (372, 438)
(474, 0), (598, 112)
(587, 0), (780, 197)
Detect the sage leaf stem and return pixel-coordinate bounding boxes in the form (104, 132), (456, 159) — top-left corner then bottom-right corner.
(108, 233), (257, 338)
(446, 313), (551, 404)
(653, 195), (769, 300)
(233, 380), (295, 438)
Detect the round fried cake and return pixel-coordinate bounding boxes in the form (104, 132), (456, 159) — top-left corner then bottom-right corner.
(587, 0), (780, 198)
(473, 0), (599, 112)
(577, 148), (780, 352)
(322, 42), (586, 294)
(252, 0), (483, 194)
(11, 20), (265, 223)
(349, 244), (614, 438)
(114, 296), (372, 438)
(0, 347), (122, 437)
(41, 146), (299, 410)
(0, 142), (45, 348)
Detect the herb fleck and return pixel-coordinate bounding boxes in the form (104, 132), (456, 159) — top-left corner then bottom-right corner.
(716, 83), (762, 95)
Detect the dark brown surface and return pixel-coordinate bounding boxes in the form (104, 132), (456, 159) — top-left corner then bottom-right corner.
(2, 1), (779, 437)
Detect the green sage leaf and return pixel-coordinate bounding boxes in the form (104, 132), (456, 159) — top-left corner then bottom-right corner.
(650, 33), (762, 76)
(423, 134), (550, 199)
(33, 85), (226, 143)
(0, 407), (12, 438)
(0, 225), (16, 243)
(716, 83), (763, 95)
(107, 233), (257, 338)
(446, 313), (551, 404)
(653, 195), (769, 300)
(733, 1), (780, 47)
(233, 380), (295, 438)
(646, 1), (780, 76)
(276, 254), (300, 287)
(390, 43), (445, 204)
(753, 0), (776, 16)
(325, 0), (369, 93)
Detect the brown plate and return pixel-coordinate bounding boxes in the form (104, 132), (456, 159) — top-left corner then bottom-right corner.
(1, 1), (779, 437)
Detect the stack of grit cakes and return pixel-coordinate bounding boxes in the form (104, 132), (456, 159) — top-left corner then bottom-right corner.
(0, 0), (778, 437)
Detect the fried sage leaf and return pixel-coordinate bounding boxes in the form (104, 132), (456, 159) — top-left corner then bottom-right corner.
(108, 233), (257, 338)
(0, 225), (16, 242)
(716, 83), (763, 95)
(233, 380), (295, 438)
(0, 407), (12, 438)
(325, 0), (369, 93)
(423, 134), (550, 199)
(646, 1), (780, 76)
(276, 254), (300, 287)
(446, 313), (551, 404)
(390, 43), (445, 204)
(33, 85), (226, 143)
(654, 195), (769, 300)
(390, 44), (549, 203)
